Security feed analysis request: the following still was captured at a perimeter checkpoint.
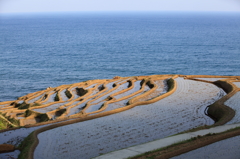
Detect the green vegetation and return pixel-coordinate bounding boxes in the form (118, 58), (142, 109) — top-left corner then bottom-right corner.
(24, 110), (33, 117)
(208, 102), (225, 122)
(15, 102), (30, 110)
(98, 104), (105, 110)
(7, 117), (20, 127)
(105, 96), (113, 101)
(128, 134), (211, 159)
(214, 80), (234, 94)
(127, 136), (198, 159)
(18, 132), (35, 159)
(207, 100), (235, 126)
(15, 102), (41, 110)
(54, 92), (60, 101)
(0, 118), (8, 130)
(35, 114), (49, 122)
(98, 85), (105, 91)
(81, 104), (88, 110)
(127, 80), (132, 88)
(18, 103), (31, 109)
(140, 79), (146, 86)
(0, 113), (19, 129)
(128, 126), (240, 159)
(225, 126), (240, 132)
(43, 94), (48, 100)
(205, 80), (236, 125)
(24, 110), (49, 122)
(76, 88), (88, 96)
(65, 90), (72, 99)
(167, 78), (174, 92)
(32, 103), (41, 107)
(146, 81), (154, 89)
(55, 109), (66, 117)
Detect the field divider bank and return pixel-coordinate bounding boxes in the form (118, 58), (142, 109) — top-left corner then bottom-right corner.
(93, 123), (240, 159)
(18, 76), (178, 159)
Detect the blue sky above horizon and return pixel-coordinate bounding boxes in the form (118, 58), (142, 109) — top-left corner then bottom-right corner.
(1, 0), (240, 14)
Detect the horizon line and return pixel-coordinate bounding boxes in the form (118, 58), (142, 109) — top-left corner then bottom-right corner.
(1, 10), (240, 15)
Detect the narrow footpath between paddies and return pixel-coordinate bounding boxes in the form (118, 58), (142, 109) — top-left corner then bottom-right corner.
(93, 123), (240, 159)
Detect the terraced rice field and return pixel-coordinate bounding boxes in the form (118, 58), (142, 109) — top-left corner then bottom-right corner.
(0, 150), (20, 159)
(233, 82), (240, 88)
(0, 76), (168, 127)
(34, 77), (225, 159)
(172, 135), (240, 159)
(0, 127), (39, 146)
(225, 91), (240, 124)
(194, 78), (227, 82)
(134, 80), (167, 102)
(0, 79), (130, 125)
(1, 74), (240, 159)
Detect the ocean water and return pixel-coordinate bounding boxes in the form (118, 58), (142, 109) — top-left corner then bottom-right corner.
(0, 12), (240, 102)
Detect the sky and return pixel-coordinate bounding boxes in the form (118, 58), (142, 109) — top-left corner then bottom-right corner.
(0, 0), (240, 14)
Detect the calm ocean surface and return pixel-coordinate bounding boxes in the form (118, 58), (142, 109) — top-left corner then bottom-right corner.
(0, 12), (240, 102)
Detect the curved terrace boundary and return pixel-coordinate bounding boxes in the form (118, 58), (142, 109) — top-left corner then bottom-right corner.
(30, 77), (227, 159)
(185, 75), (238, 126)
(18, 76), (178, 159)
(0, 74), (239, 159)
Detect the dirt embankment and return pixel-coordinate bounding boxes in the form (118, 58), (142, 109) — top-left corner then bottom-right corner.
(2, 74), (240, 159)
(130, 127), (240, 159)
(131, 76), (240, 159)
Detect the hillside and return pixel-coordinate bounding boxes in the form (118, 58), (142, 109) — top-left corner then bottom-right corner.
(0, 74), (240, 159)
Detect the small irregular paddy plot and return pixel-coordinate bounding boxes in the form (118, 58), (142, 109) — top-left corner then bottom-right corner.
(114, 81), (142, 100)
(0, 78), (147, 126)
(172, 135), (240, 159)
(233, 82), (240, 88)
(34, 78), (225, 159)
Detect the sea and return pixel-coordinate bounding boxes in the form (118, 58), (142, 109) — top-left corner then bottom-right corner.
(0, 11), (240, 102)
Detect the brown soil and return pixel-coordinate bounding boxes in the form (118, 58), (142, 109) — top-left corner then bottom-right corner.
(0, 144), (15, 153)
(2, 74), (240, 159)
(130, 127), (240, 159)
